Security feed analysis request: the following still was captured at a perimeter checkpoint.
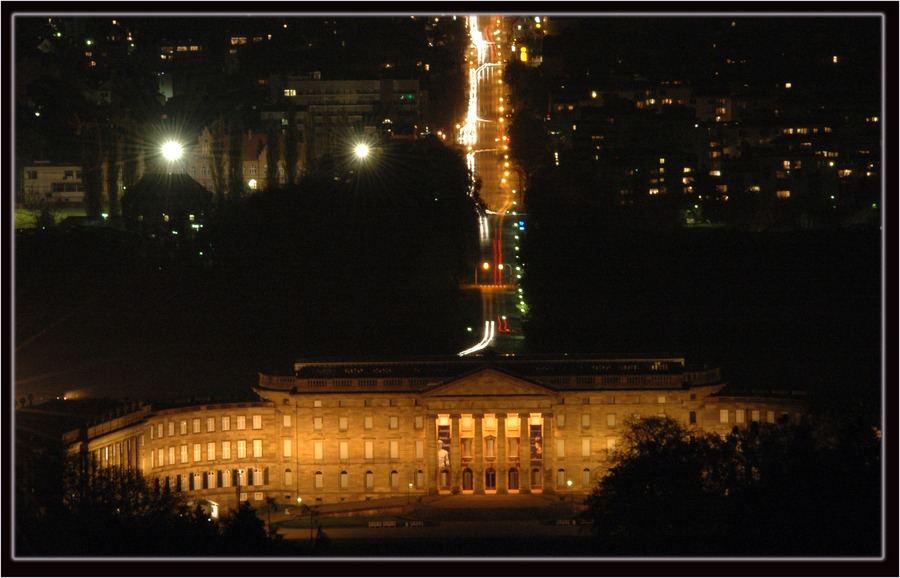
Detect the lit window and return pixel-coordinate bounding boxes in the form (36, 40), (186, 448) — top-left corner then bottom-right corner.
(606, 414), (616, 428)
(283, 439), (292, 458)
(284, 89), (297, 97)
(207, 417), (215, 432)
(557, 439), (566, 458)
(252, 415), (262, 429)
(222, 441), (231, 459)
(736, 410), (745, 424)
(253, 439), (262, 458)
(582, 438), (591, 457)
(180, 445), (188, 463)
(237, 440), (247, 458)
(236, 416), (246, 430)
(180, 421), (188, 435)
(390, 440), (400, 459)
(556, 414), (566, 428)
(776, 190), (791, 199)
(283, 414), (291, 428)
(719, 410), (729, 423)
(221, 416), (231, 431)
(365, 441), (374, 459)
(207, 442), (215, 460)
(339, 417), (348, 431)
(365, 416), (373, 430)
(414, 416), (424, 429)
(193, 443), (201, 461)
(339, 441), (349, 460)
(168, 446), (175, 465)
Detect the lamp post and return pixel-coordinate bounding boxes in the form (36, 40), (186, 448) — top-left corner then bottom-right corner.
(407, 481), (413, 505)
(235, 469), (244, 507)
(298, 497), (314, 542)
(567, 479), (573, 511)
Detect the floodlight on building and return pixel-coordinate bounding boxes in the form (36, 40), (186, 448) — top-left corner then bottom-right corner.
(161, 141), (184, 161)
(354, 144), (370, 159)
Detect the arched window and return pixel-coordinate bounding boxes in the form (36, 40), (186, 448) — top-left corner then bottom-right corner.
(284, 468), (293, 487)
(236, 469), (248, 486)
(508, 468), (519, 490)
(221, 470), (232, 488)
(390, 470), (399, 488)
(365, 470), (374, 489)
(462, 468), (473, 491)
(206, 471), (216, 489)
(582, 467), (592, 487)
(192, 472), (202, 490)
(531, 467), (542, 488)
(314, 471), (324, 489)
(251, 467), (263, 486)
(485, 468), (496, 489)
(556, 468), (567, 488)
(415, 469), (425, 488)
(340, 471), (349, 489)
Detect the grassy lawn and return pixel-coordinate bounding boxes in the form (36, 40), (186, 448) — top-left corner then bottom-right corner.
(15, 206), (87, 229)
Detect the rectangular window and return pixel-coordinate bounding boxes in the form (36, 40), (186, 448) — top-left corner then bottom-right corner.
(751, 410), (760, 423)
(339, 417), (348, 431)
(720, 410), (730, 423)
(606, 413), (616, 428)
(365, 440), (374, 459)
(221, 416), (231, 431)
(582, 439), (591, 457)
(179, 421), (187, 435)
(313, 417), (323, 431)
(207, 442), (215, 460)
(314, 441), (323, 461)
(253, 439), (263, 458)
(192, 418), (201, 434)
(365, 416), (373, 430)
(556, 414), (566, 428)
(390, 440), (399, 459)
(158, 423), (164, 438)
(207, 417), (215, 432)
(314, 400), (322, 408)
(556, 439), (566, 458)
(736, 409), (746, 424)
(236, 416), (246, 430)
(339, 441), (349, 460)
(193, 443), (201, 461)
(689, 411), (697, 425)
(180, 445), (188, 463)
(283, 439), (292, 458)
(222, 441), (231, 459)
(237, 440), (247, 458)
(581, 414), (591, 428)
(606, 438), (617, 453)
(767, 411), (775, 423)
(282, 414), (292, 428)
(168, 446), (175, 465)
(390, 416), (399, 429)
(582, 468), (592, 487)
(158, 448), (164, 468)
(415, 416), (424, 429)
(252, 415), (262, 430)
(657, 396), (666, 404)
(415, 440), (424, 459)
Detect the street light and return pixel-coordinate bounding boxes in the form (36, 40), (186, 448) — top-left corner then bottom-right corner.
(161, 140), (184, 162)
(354, 143), (370, 159)
(408, 482), (413, 505)
(567, 479), (573, 511)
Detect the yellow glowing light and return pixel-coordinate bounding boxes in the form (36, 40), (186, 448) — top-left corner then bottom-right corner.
(482, 262), (490, 270)
(161, 141), (184, 161)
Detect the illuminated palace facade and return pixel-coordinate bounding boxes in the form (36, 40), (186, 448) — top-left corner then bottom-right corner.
(65, 355), (804, 515)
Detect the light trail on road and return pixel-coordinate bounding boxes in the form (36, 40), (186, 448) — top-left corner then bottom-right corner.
(458, 15), (524, 356)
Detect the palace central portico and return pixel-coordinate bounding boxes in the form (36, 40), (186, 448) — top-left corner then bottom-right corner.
(66, 353), (804, 512)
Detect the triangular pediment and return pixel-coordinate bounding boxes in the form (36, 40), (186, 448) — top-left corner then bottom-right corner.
(423, 367), (555, 397)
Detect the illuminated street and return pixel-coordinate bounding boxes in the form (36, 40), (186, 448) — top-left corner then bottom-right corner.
(459, 15), (525, 356)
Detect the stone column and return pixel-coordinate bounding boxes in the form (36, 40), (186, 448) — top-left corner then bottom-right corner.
(473, 413), (485, 494)
(497, 413), (508, 494)
(519, 412), (531, 493)
(426, 414), (437, 495)
(450, 414), (461, 494)
(542, 412), (555, 494)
